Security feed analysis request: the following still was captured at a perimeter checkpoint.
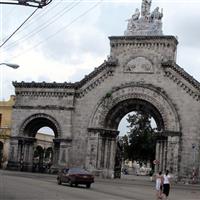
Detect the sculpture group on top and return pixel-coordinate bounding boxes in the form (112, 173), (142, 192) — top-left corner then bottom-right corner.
(125, 0), (163, 36)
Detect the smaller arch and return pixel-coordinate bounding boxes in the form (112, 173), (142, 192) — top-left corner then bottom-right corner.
(19, 113), (61, 138)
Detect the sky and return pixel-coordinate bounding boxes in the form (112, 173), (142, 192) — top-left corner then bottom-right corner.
(1, 0), (200, 134)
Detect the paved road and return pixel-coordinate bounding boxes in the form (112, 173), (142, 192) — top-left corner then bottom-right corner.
(0, 170), (200, 200)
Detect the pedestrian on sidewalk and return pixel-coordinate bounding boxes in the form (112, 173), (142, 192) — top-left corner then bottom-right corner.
(162, 170), (171, 200)
(155, 171), (163, 199)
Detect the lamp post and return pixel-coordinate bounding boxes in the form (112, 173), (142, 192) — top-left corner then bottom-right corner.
(0, 62), (19, 100)
(0, 63), (20, 69)
(0, 0), (52, 8)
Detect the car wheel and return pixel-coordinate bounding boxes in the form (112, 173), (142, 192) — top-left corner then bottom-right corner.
(75, 183), (78, 187)
(57, 178), (62, 185)
(69, 180), (73, 187)
(86, 183), (91, 188)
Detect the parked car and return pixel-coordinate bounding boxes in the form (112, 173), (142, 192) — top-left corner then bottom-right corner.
(57, 167), (94, 188)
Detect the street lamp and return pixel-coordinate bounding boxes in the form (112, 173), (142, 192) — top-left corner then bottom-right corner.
(0, 62), (19, 100)
(0, 63), (20, 69)
(0, 0), (52, 8)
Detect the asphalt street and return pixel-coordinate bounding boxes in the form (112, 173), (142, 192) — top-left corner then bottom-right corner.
(0, 170), (200, 200)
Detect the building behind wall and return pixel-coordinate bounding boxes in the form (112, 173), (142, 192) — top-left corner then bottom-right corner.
(0, 96), (15, 169)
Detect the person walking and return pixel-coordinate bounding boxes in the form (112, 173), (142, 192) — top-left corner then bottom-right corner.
(163, 170), (171, 200)
(155, 171), (163, 199)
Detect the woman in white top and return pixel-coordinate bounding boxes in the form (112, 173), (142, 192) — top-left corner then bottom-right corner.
(163, 170), (171, 200)
(156, 171), (163, 199)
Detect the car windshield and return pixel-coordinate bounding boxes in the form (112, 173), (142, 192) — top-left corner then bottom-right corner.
(68, 168), (89, 174)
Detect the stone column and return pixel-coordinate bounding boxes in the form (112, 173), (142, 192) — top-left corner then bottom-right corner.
(101, 129), (118, 178)
(166, 135), (180, 180)
(22, 138), (35, 171)
(52, 139), (60, 168)
(87, 128), (118, 178)
(7, 137), (19, 170)
(58, 139), (72, 167)
(85, 131), (99, 171)
(108, 138), (117, 178)
(97, 134), (102, 169)
(155, 140), (160, 173)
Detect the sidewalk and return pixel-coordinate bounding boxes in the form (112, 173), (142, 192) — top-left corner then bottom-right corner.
(96, 174), (200, 190)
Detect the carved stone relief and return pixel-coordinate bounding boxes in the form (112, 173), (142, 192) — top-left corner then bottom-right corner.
(124, 56), (154, 73)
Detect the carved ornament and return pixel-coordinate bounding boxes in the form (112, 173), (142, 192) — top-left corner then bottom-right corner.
(162, 61), (200, 101)
(124, 56), (154, 73)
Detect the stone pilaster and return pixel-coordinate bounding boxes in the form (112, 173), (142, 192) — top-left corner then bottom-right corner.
(87, 128), (118, 178)
(166, 136), (180, 180)
(51, 138), (72, 169)
(7, 137), (19, 170)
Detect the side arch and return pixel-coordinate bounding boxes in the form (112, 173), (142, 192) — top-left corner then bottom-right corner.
(19, 113), (62, 138)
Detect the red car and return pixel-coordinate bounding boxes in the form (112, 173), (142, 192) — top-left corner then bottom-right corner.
(57, 167), (94, 188)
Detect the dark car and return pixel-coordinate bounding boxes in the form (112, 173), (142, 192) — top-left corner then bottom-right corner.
(57, 167), (94, 188)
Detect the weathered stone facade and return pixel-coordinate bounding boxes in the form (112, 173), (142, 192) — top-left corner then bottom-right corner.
(7, 1), (200, 182)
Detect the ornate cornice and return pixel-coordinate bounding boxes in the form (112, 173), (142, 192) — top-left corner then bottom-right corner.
(156, 131), (181, 137)
(76, 59), (117, 98)
(13, 81), (76, 89)
(13, 105), (74, 110)
(88, 127), (119, 138)
(162, 61), (200, 101)
(15, 91), (75, 97)
(13, 60), (118, 98)
(76, 58), (117, 88)
(53, 138), (72, 143)
(109, 35), (178, 48)
(11, 136), (36, 143)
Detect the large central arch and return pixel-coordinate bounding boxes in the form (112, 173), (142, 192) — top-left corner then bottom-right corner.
(87, 83), (181, 178)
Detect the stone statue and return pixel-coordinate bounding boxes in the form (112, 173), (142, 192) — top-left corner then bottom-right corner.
(124, 0), (163, 36)
(132, 8), (140, 20)
(151, 7), (163, 20)
(141, 0), (152, 17)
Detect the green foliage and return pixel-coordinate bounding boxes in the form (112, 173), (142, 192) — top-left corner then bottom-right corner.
(122, 111), (157, 165)
(105, 92), (112, 98)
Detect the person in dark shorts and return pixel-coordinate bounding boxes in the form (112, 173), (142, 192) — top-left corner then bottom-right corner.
(163, 170), (171, 200)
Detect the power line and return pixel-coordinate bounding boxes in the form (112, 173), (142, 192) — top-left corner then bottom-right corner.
(15, 0), (64, 34)
(3, 0), (81, 50)
(0, 8), (39, 48)
(8, 0), (103, 60)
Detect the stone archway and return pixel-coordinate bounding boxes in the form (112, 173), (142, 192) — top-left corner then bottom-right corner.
(19, 113), (61, 138)
(87, 83), (181, 178)
(8, 113), (61, 172)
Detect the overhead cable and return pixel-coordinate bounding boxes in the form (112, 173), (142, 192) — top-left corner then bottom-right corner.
(10, 0), (103, 60)
(0, 8), (39, 48)
(3, 0), (81, 50)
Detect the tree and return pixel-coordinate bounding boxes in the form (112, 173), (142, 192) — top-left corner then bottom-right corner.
(125, 111), (157, 167)
(119, 135), (129, 161)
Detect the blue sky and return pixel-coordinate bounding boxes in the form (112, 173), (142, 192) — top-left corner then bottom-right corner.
(1, 0), (200, 134)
